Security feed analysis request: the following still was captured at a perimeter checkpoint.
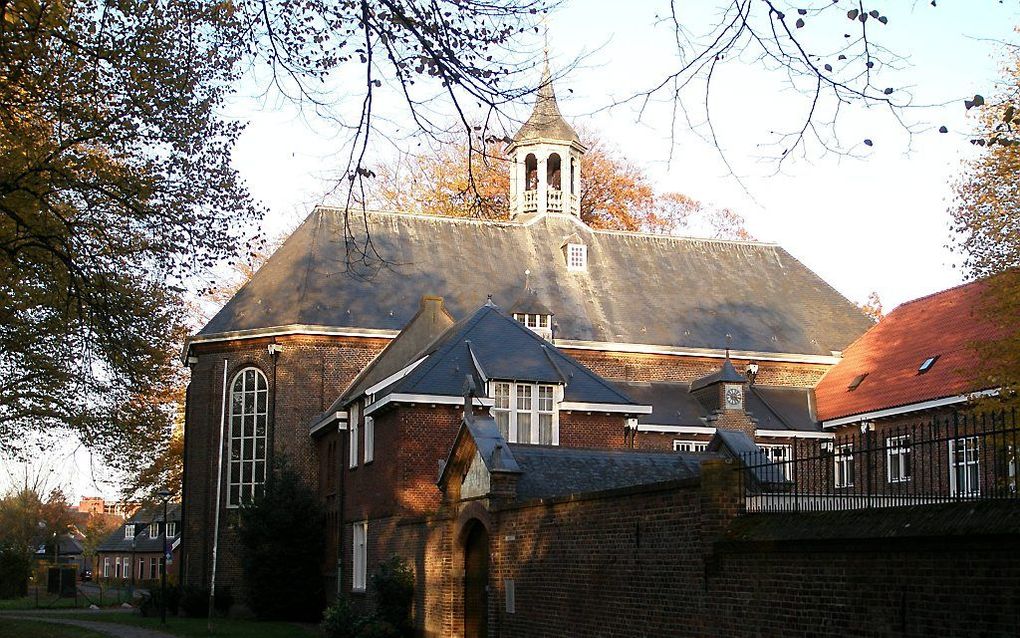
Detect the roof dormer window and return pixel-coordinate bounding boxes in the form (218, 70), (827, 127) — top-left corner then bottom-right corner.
(124, 525), (135, 540)
(566, 244), (587, 271)
(513, 313), (552, 339)
(490, 381), (560, 445)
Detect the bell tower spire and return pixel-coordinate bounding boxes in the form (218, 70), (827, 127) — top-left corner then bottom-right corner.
(507, 50), (586, 219)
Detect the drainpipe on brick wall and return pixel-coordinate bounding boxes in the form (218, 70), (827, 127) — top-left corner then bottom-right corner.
(208, 359), (229, 626)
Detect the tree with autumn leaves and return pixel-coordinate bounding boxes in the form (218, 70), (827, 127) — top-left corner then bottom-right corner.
(371, 127), (753, 239)
(952, 45), (1020, 407)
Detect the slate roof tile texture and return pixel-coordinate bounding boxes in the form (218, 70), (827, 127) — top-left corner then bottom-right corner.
(814, 278), (1010, 422)
(199, 209), (872, 358)
(507, 445), (702, 501)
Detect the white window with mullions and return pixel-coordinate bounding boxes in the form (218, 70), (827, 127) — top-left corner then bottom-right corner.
(490, 381), (559, 445)
(886, 435), (912, 483)
(950, 436), (980, 496)
(228, 367), (269, 507)
(758, 444), (793, 480)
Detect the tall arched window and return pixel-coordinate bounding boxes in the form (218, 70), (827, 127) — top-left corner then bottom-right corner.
(569, 157), (576, 194)
(547, 153), (562, 190)
(228, 367), (268, 507)
(525, 154), (538, 190)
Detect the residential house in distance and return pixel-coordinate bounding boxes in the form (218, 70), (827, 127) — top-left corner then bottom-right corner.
(77, 496), (140, 519)
(94, 504), (181, 585)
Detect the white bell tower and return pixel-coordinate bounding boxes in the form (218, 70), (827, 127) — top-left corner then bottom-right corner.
(507, 60), (586, 218)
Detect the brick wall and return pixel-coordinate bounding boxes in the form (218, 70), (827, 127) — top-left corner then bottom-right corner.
(182, 334), (387, 590)
(563, 349), (830, 387)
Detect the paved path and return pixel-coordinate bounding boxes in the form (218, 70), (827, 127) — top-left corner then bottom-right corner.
(0, 613), (175, 638)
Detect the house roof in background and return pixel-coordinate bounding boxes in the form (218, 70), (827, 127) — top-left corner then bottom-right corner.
(197, 209), (871, 358)
(814, 278), (1011, 422)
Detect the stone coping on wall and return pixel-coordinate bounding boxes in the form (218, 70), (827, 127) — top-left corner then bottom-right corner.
(724, 500), (1020, 547)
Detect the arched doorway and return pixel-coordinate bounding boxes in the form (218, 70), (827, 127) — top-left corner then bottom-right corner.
(463, 522), (489, 638)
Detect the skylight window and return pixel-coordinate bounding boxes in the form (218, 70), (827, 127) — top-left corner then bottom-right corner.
(918, 356), (939, 374)
(847, 373), (868, 391)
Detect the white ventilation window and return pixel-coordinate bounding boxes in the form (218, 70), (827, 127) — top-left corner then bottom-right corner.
(566, 244), (587, 271)
(490, 381), (559, 445)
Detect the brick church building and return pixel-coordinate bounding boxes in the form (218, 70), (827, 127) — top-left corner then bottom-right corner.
(180, 67), (877, 633)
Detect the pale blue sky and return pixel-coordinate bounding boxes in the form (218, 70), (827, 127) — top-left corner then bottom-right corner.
(7, 1), (1018, 501)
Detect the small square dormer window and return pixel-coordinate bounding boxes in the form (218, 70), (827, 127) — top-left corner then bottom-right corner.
(566, 244), (587, 271)
(124, 525), (135, 540)
(513, 313), (552, 339)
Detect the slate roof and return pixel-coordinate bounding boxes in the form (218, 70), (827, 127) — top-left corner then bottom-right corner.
(97, 504), (181, 553)
(370, 302), (639, 406)
(814, 277), (1012, 422)
(438, 417), (522, 489)
(707, 429), (788, 485)
(198, 209), (871, 358)
(508, 444), (702, 501)
(510, 64), (581, 145)
(613, 380), (819, 433)
(690, 358), (746, 392)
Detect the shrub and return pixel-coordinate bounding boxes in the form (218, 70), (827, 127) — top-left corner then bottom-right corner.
(356, 618), (400, 638)
(371, 557), (414, 636)
(321, 596), (364, 638)
(0, 546), (30, 599)
(178, 585), (209, 618)
(238, 459), (327, 621)
(140, 585), (180, 617)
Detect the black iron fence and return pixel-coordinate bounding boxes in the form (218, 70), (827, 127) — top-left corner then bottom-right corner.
(738, 409), (1019, 513)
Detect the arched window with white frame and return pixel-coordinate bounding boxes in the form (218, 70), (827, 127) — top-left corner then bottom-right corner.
(228, 367), (269, 507)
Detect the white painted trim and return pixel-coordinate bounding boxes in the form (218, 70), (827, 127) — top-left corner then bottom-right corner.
(821, 389), (1000, 428)
(308, 411), (348, 437)
(560, 401), (652, 414)
(363, 357), (428, 396)
(188, 325), (838, 366)
(556, 339), (841, 365)
(755, 429), (833, 439)
(364, 393), (495, 416)
(636, 424), (716, 434)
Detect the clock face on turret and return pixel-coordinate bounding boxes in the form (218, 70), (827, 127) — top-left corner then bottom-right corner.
(724, 385), (743, 410)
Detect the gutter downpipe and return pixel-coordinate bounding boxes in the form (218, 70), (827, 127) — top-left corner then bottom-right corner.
(208, 359), (229, 627)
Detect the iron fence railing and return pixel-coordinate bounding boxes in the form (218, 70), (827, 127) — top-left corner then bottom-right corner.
(738, 409), (1018, 513)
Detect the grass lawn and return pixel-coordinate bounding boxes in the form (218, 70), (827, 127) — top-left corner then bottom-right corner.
(0, 617), (109, 638)
(60, 612), (320, 638)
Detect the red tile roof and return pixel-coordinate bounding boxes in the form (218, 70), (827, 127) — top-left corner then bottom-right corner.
(814, 279), (1009, 422)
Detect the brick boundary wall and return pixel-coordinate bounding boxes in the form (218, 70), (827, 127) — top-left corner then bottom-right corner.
(380, 462), (1020, 637)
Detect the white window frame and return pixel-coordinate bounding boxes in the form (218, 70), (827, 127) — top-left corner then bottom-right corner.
(349, 403), (360, 469)
(835, 444), (854, 488)
(949, 436), (981, 497)
(352, 521), (368, 592)
(364, 416), (374, 463)
(149, 523), (158, 537)
(115, 557), (121, 579)
(138, 559), (145, 580)
(886, 435), (912, 483)
(166, 522), (177, 537)
(513, 313), (553, 340)
(149, 558), (158, 580)
(124, 524), (135, 540)
(227, 367), (269, 507)
(673, 440), (708, 453)
(489, 381), (560, 445)
(566, 244), (587, 271)
(124, 556), (131, 578)
(758, 444), (793, 480)
(103, 557), (110, 578)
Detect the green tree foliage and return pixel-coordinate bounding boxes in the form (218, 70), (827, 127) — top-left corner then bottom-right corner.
(2, 0), (552, 468)
(952, 47), (1020, 404)
(238, 459), (326, 621)
(0, 485), (74, 597)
